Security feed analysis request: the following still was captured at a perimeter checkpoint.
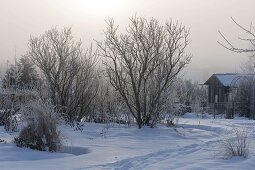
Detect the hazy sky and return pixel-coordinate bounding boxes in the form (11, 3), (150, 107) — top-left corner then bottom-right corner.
(1, 0), (255, 81)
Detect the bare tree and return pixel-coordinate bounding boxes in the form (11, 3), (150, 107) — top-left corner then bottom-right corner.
(98, 16), (191, 128)
(218, 17), (255, 53)
(27, 27), (98, 123)
(27, 27), (81, 105)
(67, 50), (99, 123)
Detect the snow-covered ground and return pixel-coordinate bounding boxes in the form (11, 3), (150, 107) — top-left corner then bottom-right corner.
(1, 113), (255, 170)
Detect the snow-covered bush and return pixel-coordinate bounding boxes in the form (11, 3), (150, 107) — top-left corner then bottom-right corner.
(14, 100), (62, 152)
(174, 103), (192, 116)
(0, 138), (7, 144)
(219, 128), (249, 159)
(163, 111), (180, 127)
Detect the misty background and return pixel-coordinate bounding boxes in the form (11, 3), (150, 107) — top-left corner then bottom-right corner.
(1, 0), (254, 82)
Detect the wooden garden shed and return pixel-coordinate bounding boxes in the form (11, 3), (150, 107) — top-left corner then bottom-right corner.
(204, 73), (240, 104)
(203, 73), (241, 116)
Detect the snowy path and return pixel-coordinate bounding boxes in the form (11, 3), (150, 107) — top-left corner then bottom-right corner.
(96, 123), (223, 170)
(99, 143), (207, 170)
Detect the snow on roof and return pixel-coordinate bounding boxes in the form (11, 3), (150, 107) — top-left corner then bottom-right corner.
(213, 73), (255, 87)
(214, 73), (240, 86)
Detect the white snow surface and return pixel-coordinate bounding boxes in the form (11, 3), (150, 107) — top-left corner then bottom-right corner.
(1, 113), (255, 170)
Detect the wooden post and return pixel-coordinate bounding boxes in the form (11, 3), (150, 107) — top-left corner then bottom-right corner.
(214, 103), (216, 119)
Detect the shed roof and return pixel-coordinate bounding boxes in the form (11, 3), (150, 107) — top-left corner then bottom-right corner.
(214, 74), (240, 86)
(204, 73), (255, 87)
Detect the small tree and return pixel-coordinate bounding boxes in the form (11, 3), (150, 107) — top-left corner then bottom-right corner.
(98, 16), (191, 128)
(2, 64), (22, 89)
(17, 55), (39, 89)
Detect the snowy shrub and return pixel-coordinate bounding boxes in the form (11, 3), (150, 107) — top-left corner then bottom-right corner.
(14, 100), (62, 152)
(0, 138), (7, 144)
(165, 119), (175, 127)
(164, 113), (179, 127)
(175, 103), (192, 115)
(219, 128), (249, 159)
